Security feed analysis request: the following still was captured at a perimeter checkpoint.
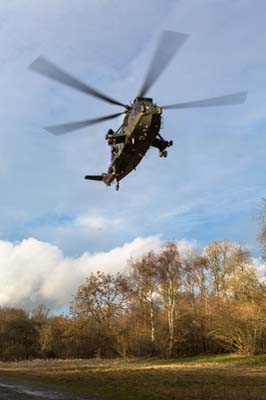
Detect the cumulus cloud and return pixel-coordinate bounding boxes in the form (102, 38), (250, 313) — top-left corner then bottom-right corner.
(0, 236), (165, 310)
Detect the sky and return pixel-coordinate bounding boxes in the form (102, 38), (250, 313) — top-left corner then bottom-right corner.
(0, 0), (266, 309)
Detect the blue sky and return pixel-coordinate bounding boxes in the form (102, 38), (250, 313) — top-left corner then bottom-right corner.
(0, 0), (266, 266)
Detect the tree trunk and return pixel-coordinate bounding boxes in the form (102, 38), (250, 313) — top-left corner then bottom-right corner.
(149, 292), (156, 355)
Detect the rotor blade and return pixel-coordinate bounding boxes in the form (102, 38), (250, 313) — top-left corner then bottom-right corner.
(44, 112), (125, 135)
(162, 91), (248, 110)
(29, 56), (127, 108)
(138, 30), (189, 97)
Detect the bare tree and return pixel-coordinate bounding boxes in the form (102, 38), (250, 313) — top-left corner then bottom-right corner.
(258, 198), (266, 262)
(71, 271), (128, 326)
(204, 241), (250, 298)
(158, 243), (182, 357)
(129, 251), (159, 354)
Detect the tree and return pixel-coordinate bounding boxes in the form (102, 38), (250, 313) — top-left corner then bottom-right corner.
(71, 271), (128, 326)
(208, 301), (266, 355)
(0, 308), (38, 360)
(71, 271), (128, 357)
(204, 240), (251, 298)
(129, 251), (159, 354)
(158, 243), (182, 357)
(182, 249), (210, 353)
(31, 304), (54, 357)
(258, 198), (266, 262)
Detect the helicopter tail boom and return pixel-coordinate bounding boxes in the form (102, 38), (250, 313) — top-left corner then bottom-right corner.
(84, 175), (103, 182)
(84, 173), (116, 187)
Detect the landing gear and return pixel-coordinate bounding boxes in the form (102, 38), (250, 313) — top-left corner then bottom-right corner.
(116, 181), (120, 191)
(152, 136), (173, 158)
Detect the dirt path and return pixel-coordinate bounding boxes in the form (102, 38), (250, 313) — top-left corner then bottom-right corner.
(0, 376), (95, 400)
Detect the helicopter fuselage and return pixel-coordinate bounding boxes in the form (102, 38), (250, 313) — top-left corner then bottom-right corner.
(103, 97), (163, 187)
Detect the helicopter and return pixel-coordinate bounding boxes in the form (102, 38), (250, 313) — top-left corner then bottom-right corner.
(29, 30), (247, 191)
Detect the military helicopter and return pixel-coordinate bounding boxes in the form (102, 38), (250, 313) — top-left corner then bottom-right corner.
(29, 31), (247, 190)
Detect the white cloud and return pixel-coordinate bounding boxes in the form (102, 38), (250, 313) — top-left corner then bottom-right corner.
(174, 239), (197, 256)
(252, 257), (266, 280)
(74, 214), (122, 231)
(0, 236), (164, 310)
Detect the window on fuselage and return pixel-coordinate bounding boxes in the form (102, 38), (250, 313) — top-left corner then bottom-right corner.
(133, 102), (142, 114)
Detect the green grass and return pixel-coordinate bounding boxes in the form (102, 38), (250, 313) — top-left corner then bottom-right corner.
(1, 355), (266, 399)
(168, 353), (266, 366)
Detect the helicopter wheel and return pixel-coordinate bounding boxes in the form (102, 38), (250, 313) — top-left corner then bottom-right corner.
(160, 150), (168, 158)
(168, 140), (173, 147)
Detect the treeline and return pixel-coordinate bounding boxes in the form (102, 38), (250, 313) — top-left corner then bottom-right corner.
(1, 239), (266, 361)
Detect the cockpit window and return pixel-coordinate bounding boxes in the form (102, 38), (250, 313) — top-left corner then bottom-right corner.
(133, 102), (142, 114)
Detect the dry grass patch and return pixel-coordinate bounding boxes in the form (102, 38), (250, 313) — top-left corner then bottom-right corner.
(0, 356), (266, 399)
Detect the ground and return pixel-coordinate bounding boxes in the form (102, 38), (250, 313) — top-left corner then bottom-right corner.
(0, 375), (91, 399)
(0, 355), (266, 399)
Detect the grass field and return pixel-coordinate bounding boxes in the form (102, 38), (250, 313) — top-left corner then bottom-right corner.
(1, 355), (266, 399)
